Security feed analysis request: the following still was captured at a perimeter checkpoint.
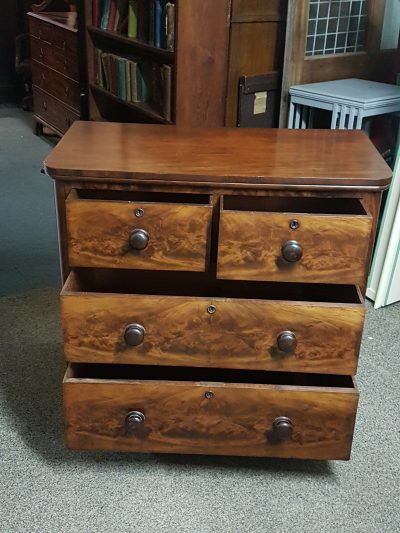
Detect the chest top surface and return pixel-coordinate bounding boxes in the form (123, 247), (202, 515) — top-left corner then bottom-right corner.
(44, 121), (391, 190)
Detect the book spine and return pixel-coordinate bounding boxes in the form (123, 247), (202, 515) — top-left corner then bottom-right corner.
(125, 59), (132, 102)
(101, 52), (110, 90)
(154, 0), (162, 48)
(118, 57), (127, 101)
(128, 0), (138, 38)
(162, 64), (172, 121)
(92, 0), (99, 26)
(130, 61), (138, 102)
(137, 0), (149, 42)
(165, 2), (175, 51)
(100, 0), (111, 29)
(107, 0), (117, 31)
(148, 0), (155, 45)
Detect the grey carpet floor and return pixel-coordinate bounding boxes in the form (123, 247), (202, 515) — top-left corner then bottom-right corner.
(0, 106), (399, 532)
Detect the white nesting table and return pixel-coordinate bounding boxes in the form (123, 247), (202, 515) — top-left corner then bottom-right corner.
(288, 78), (400, 132)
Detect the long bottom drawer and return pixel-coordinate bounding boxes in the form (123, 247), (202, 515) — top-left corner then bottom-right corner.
(64, 364), (359, 460)
(33, 86), (79, 134)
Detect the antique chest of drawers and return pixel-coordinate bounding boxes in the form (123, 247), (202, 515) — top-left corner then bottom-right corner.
(45, 122), (391, 460)
(28, 12), (84, 136)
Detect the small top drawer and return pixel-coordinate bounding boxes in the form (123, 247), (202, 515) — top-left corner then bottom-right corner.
(66, 189), (212, 271)
(217, 196), (372, 285)
(29, 15), (77, 52)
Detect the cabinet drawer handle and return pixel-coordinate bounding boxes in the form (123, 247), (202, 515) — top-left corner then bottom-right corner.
(281, 240), (303, 262)
(125, 411), (145, 432)
(124, 323), (145, 346)
(272, 416), (293, 442)
(277, 331), (297, 354)
(129, 229), (149, 250)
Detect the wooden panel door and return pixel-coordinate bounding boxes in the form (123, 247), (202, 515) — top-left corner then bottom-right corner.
(280, 0), (387, 125)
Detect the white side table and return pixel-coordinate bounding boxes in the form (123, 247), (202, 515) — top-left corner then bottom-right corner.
(288, 78), (400, 131)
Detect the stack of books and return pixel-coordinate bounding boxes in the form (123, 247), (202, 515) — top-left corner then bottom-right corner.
(92, 0), (175, 50)
(94, 49), (172, 120)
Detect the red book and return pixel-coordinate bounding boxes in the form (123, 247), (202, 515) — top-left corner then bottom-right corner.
(108, 0), (117, 31)
(92, 0), (99, 26)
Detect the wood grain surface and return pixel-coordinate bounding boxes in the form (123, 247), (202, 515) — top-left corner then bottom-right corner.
(44, 122), (392, 189)
(61, 271), (365, 374)
(217, 209), (372, 285)
(66, 192), (212, 270)
(64, 367), (358, 459)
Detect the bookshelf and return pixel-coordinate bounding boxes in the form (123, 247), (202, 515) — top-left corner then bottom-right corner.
(84, 0), (231, 126)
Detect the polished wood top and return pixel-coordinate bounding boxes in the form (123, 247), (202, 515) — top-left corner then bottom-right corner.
(28, 12), (78, 31)
(45, 122), (391, 190)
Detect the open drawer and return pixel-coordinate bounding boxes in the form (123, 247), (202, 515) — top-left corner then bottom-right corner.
(61, 269), (365, 375)
(65, 189), (212, 271)
(217, 196), (372, 285)
(64, 363), (359, 460)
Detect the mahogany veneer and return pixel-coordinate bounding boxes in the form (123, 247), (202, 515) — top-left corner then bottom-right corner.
(45, 122), (391, 460)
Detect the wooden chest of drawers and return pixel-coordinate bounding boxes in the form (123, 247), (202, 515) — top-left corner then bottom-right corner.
(45, 122), (391, 460)
(28, 12), (84, 136)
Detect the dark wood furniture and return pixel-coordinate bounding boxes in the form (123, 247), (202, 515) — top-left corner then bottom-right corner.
(28, 11), (85, 136)
(85, 0), (287, 127)
(45, 122), (391, 459)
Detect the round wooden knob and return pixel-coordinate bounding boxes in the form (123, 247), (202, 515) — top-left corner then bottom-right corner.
(129, 229), (149, 250)
(125, 411), (145, 431)
(272, 416), (293, 441)
(124, 324), (145, 346)
(281, 240), (303, 262)
(277, 331), (297, 354)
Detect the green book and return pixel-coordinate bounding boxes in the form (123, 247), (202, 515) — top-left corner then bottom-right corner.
(100, 0), (111, 29)
(128, 0), (138, 38)
(118, 57), (127, 101)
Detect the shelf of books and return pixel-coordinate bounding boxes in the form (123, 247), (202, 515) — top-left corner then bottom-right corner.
(87, 0), (176, 124)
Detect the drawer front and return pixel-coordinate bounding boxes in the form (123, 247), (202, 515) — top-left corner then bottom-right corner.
(30, 38), (78, 80)
(33, 87), (79, 134)
(66, 192), (212, 271)
(32, 60), (80, 110)
(29, 15), (77, 52)
(64, 365), (358, 460)
(231, 0), (287, 22)
(217, 199), (372, 284)
(62, 271), (364, 375)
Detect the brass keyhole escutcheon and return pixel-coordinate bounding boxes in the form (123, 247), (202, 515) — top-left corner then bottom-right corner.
(205, 391), (214, 399)
(207, 305), (216, 315)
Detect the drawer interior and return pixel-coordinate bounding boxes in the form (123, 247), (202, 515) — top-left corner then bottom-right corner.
(222, 196), (368, 215)
(71, 188), (211, 205)
(65, 268), (363, 304)
(66, 363), (355, 390)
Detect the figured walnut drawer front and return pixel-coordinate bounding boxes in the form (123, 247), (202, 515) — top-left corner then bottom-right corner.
(64, 364), (359, 460)
(65, 190), (212, 271)
(61, 270), (364, 375)
(30, 38), (78, 80)
(33, 87), (79, 134)
(217, 196), (372, 285)
(32, 60), (80, 110)
(29, 15), (77, 52)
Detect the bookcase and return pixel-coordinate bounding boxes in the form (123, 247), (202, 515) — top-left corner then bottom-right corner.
(84, 0), (231, 126)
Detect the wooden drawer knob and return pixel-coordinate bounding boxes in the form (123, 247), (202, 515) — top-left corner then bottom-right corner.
(124, 324), (145, 346)
(281, 240), (303, 262)
(129, 229), (149, 250)
(125, 411), (145, 432)
(272, 416), (293, 442)
(277, 331), (297, 354)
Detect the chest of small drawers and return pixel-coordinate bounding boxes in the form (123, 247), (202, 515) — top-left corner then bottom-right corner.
(45, 122), (391, 460)
(28, 12), (83, 136)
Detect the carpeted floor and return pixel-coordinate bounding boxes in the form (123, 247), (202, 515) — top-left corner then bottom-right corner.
(0, 106), (399, 533)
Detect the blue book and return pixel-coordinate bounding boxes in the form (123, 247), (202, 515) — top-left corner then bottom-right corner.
(118, 57), (127, 101)
(100, 0), (111, 29)
(154, 0), (162, 48)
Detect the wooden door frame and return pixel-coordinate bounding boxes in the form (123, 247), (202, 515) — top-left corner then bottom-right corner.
(279, 0), (387, 127)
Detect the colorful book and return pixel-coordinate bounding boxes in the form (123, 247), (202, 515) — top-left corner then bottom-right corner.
(162, 64), (172, 120)
(125, 59), (132, 102)
(100, 0), (111, 29)
(92, 0), (99, 26)
(137, 62), (150, 102)
(107, 0), (117, 30)
(129, 61), (138, 101)
(128, 0), (138, 38)
(118, 57), (127, 100)
(165, 2), (175, 50)
(154, 0), (163, 47)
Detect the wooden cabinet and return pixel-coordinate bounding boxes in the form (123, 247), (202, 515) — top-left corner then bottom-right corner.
(28, 12), (85, 136)
(45, 122), (391, 460)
